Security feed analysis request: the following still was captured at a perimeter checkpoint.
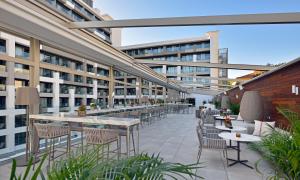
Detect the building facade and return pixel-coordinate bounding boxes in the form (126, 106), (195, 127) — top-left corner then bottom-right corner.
(0, 0), (180, 156)
(121, 32), (228, 107)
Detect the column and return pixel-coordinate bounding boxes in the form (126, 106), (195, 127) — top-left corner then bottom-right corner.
(53, 72), (60, 113)
(69, 88), (75, 113)
(108, 66), (114, 108)
(29, 38), (40, 114)
(136, 77), (142, 105)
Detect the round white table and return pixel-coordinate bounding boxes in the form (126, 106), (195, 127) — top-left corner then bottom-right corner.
(214, 116), (236, 125)
(218, 132), (261, 169)
(215, 125), (246, 132)
(216, 126), (247, 149)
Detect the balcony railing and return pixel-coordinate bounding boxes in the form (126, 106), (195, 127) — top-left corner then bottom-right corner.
(0, 65), (6, 72)
(0, 84), (5, 91)
(40, 88), (53, 93)
(15, 68), (29, 75)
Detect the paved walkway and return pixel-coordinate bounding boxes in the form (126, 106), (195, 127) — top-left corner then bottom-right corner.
(139, 112), (273, 180)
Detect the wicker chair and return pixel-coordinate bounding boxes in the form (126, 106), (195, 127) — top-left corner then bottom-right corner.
(84, 128), (120, 160)
(67, 122), (84, 154)
(202, 131), (228, 166)
(196, 126), (203, 163)
(34, 123), (70, 170)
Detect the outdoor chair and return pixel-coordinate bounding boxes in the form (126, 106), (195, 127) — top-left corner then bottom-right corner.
(34, 123), (70, 170)
(84, 128), (120, 161)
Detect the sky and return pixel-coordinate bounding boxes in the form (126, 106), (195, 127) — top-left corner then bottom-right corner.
(94, 0), (300, 78)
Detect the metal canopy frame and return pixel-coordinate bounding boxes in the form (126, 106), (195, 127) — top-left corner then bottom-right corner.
(135, 59), (274, 71)
(67, 12), (300, 29)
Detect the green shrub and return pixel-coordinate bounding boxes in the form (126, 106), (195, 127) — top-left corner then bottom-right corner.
(229, 103), (240, 115)
(10, 146), (204, 179)
(251, 107), (300, 179)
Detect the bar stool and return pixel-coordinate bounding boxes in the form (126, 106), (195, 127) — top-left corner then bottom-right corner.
(84, 128), (120, 161)
(68, 122), (84, 154)
(34, 123), (70, 170)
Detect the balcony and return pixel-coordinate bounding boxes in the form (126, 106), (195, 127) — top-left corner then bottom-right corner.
(15, 44), (30, 60)
(14, 68), (29, 76)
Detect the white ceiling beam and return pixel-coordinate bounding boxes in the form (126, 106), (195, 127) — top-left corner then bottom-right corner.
(136, 60), (274, 71)
(67, 12), (300, 29)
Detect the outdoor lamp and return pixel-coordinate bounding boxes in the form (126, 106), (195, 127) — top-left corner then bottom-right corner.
(240, 91), (263, 123)
(15, 87), (40, 166)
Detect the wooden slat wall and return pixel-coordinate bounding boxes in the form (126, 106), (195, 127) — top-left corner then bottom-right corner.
(226, 61), (300, 128)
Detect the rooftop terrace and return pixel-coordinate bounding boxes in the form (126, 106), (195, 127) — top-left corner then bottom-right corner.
(0, 109), (274, 179)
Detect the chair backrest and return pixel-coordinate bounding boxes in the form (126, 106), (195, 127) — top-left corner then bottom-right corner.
(34, 123), (69, 139)
(84, 128), (118, 145)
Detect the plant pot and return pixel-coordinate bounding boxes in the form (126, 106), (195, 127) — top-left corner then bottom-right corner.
(78, 111), (86, 117)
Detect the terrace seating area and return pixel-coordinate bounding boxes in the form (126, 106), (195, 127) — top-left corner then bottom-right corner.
(0, 104), (277, 179)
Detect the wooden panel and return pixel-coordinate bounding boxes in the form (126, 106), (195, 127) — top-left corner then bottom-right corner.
(227, 60), (300, 128)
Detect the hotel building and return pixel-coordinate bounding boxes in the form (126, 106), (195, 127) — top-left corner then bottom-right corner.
(0, 0), (183, 156)
(120, 32), (228, 106)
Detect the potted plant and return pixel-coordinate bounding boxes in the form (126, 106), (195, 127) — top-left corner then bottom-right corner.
(77, 104), (86, 117)
(90, 103), (97, 110)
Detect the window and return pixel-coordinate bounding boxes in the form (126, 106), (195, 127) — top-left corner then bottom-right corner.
(167, 67), (177, 75)
(75, 98), (83, 106)
(74, 75), (83, 83)
(127, 88), (136, 95)
(166, 56), (178, 62)
(40, 97), (53, 108)
(196, 52), (210, 61)
(40, 82), (53, 93)
(181, 67), (195, 73)
(0, 116), (6, 130)
(15, 79), (29, 89)
(15, 114), (26, 128)
(15, 63), (29, 75)
(0, 135), (6, 149)
(15, 132), (26, 146)
(152, 67), (162, 74)
(87, 64), (94, 73)
(181, 54), (193, 62)
(86, 98), (93, 105)
(0, 77), (5, 91)
(86, 77), (93, 84)
(87, 87), (93, 95)
(0, 96), (5, 110)
(15, 44), (30, 59)
(97, 68), (109, 76)
(59, 72), (70, 81)
(180, 44), (192, 51)
(115, 89), (124, 96)
(60, 84), (70, 94)
(75, 62), (83, 71)
(59, 98), (69, 107)
(0, 60), (6, 73)
(56, 1), (71, 15)
(40, 68), (53, 78)
(97, 80), (108, 86)
(0, 39), (6, 53)
(75, 87), (85, 94)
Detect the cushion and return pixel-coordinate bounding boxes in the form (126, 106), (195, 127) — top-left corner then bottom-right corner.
(253, 120), (275, 136)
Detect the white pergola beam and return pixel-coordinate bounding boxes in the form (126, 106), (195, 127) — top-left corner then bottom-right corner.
(176, 74), (244, 82)
(67, 12), (300, 29)
(136, 60), (274, 71)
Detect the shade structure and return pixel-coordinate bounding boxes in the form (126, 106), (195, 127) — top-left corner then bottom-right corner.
(221, 96), (230, 109)
(240, 91), (264, 123)
(15, 87), (40, 105)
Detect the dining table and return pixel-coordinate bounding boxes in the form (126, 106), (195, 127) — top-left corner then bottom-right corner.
(215, 125), (247, 149)
(218, 132), (261, 169)
(29, 113), (140, 157)
(214, 116), (236, 125)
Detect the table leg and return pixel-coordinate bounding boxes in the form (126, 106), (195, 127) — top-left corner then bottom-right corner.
(227, 141), (253, 169)
(126, 127), (130, 157)
(137, 124), (139, 154)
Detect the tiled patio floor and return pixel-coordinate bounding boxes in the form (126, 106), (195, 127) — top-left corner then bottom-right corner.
(0, 110), (274, 179)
